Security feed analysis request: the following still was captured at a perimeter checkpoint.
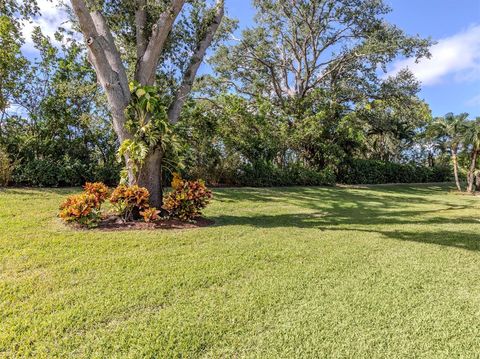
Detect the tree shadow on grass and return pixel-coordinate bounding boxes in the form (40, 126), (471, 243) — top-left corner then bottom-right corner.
(213, 185), (464, 210)
(213, 185), (477, 227)
(211, 185), (480, 251)
(212, 213), (480, 251)
(321, 227), (480, 252)
(382, 229), (480, 251)
(212, 212), (479, 229)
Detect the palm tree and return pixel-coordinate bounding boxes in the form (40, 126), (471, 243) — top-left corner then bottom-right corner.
(464, 117), (480, 193)
(428, 113), (469, 191)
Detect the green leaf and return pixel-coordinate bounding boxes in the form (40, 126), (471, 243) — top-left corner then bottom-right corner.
(136, 88), (146, 97)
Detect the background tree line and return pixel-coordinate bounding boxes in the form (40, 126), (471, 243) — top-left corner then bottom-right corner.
(0, 0), (478, 193)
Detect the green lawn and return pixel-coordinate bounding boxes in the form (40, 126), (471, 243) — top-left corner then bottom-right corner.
(1, 184), (480, 358)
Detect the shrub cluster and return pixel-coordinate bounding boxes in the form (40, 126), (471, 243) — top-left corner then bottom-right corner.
(337, 159), (453, 185)
(163, 173), (213, 221)
(59, 177), (214, 227)
(59, 182), (109, 227)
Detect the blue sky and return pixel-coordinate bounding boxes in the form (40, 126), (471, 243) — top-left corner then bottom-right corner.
(24, 0), (480, 118)
(385, 0), (480, 117)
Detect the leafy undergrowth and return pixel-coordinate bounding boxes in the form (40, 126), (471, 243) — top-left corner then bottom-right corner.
(1, 184), (480, 358)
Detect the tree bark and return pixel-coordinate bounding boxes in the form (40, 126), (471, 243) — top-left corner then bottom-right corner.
(137, 147), (163, 208)
(134, 0), (186, 85)
(71, 0), (131, 143)
(451, 148), (461, 192)
(467, 149), (478, 193)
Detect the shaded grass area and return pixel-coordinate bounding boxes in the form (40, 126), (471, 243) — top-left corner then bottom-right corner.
(1, 184), (480, 358)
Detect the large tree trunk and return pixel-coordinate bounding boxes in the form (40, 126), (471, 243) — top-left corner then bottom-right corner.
(451, 148), (461, 192)
(137, 147), (163, 208)
(467, 149), (478, 193)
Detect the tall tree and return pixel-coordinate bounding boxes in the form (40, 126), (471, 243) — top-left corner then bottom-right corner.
(206, 0), (432, 171)
(70, 0), (225, 206)
(355, 71), (432, 162)
(428, 113), (468, 191)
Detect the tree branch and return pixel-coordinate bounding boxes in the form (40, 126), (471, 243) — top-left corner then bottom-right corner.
(168, 0), (224, 124)
(90, 11), (130, 98)
(70, 0), (130, 141)
(135, 0), (147, 58)
(134, 0), (186, 85)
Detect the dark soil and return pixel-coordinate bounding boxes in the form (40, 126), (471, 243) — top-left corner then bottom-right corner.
(94, 215), (215, 231)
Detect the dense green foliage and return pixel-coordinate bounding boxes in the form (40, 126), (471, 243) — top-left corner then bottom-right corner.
(0, 15), (27, 112)
(0, 0), (476, 189)
(0, 28), (119, 186)
(235, 162), (336, 187)
(201, 0), (433, 176)
(338, 159), (452, 185)
(2, 185), (480, 357)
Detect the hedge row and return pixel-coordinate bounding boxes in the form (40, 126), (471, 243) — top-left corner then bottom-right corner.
(4, 157), (452, 188)
(337, 159), (452, 185)
(234, 162), (336, 187)
(12, 158), (120, 187)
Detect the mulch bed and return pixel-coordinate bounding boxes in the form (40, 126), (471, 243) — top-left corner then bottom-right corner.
(94, 215), (215, 231)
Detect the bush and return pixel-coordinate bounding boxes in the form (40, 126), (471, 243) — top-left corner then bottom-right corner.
(0, 147), (13, 186)
(430, 165), (454, 183)
(59, 192), (102, 228)
(13, 158), (86, 187)
(163, 173), (212, 221)
(337, 159), (453, 185)
(109, 184), (150, 221)
(283, 163), (336, 186)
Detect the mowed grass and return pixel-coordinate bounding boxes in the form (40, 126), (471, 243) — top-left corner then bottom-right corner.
(1, 184), (480, 358)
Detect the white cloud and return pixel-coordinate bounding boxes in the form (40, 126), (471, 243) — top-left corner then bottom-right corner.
(21, 0), (71, 53)
(389, 25), (480, 86)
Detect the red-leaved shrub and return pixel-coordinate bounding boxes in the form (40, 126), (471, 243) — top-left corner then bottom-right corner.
(162, 173), (212, 221)
(59, 182), (109, 227)
(59, 192), (102, 227)
(109, 184), (150, 221)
